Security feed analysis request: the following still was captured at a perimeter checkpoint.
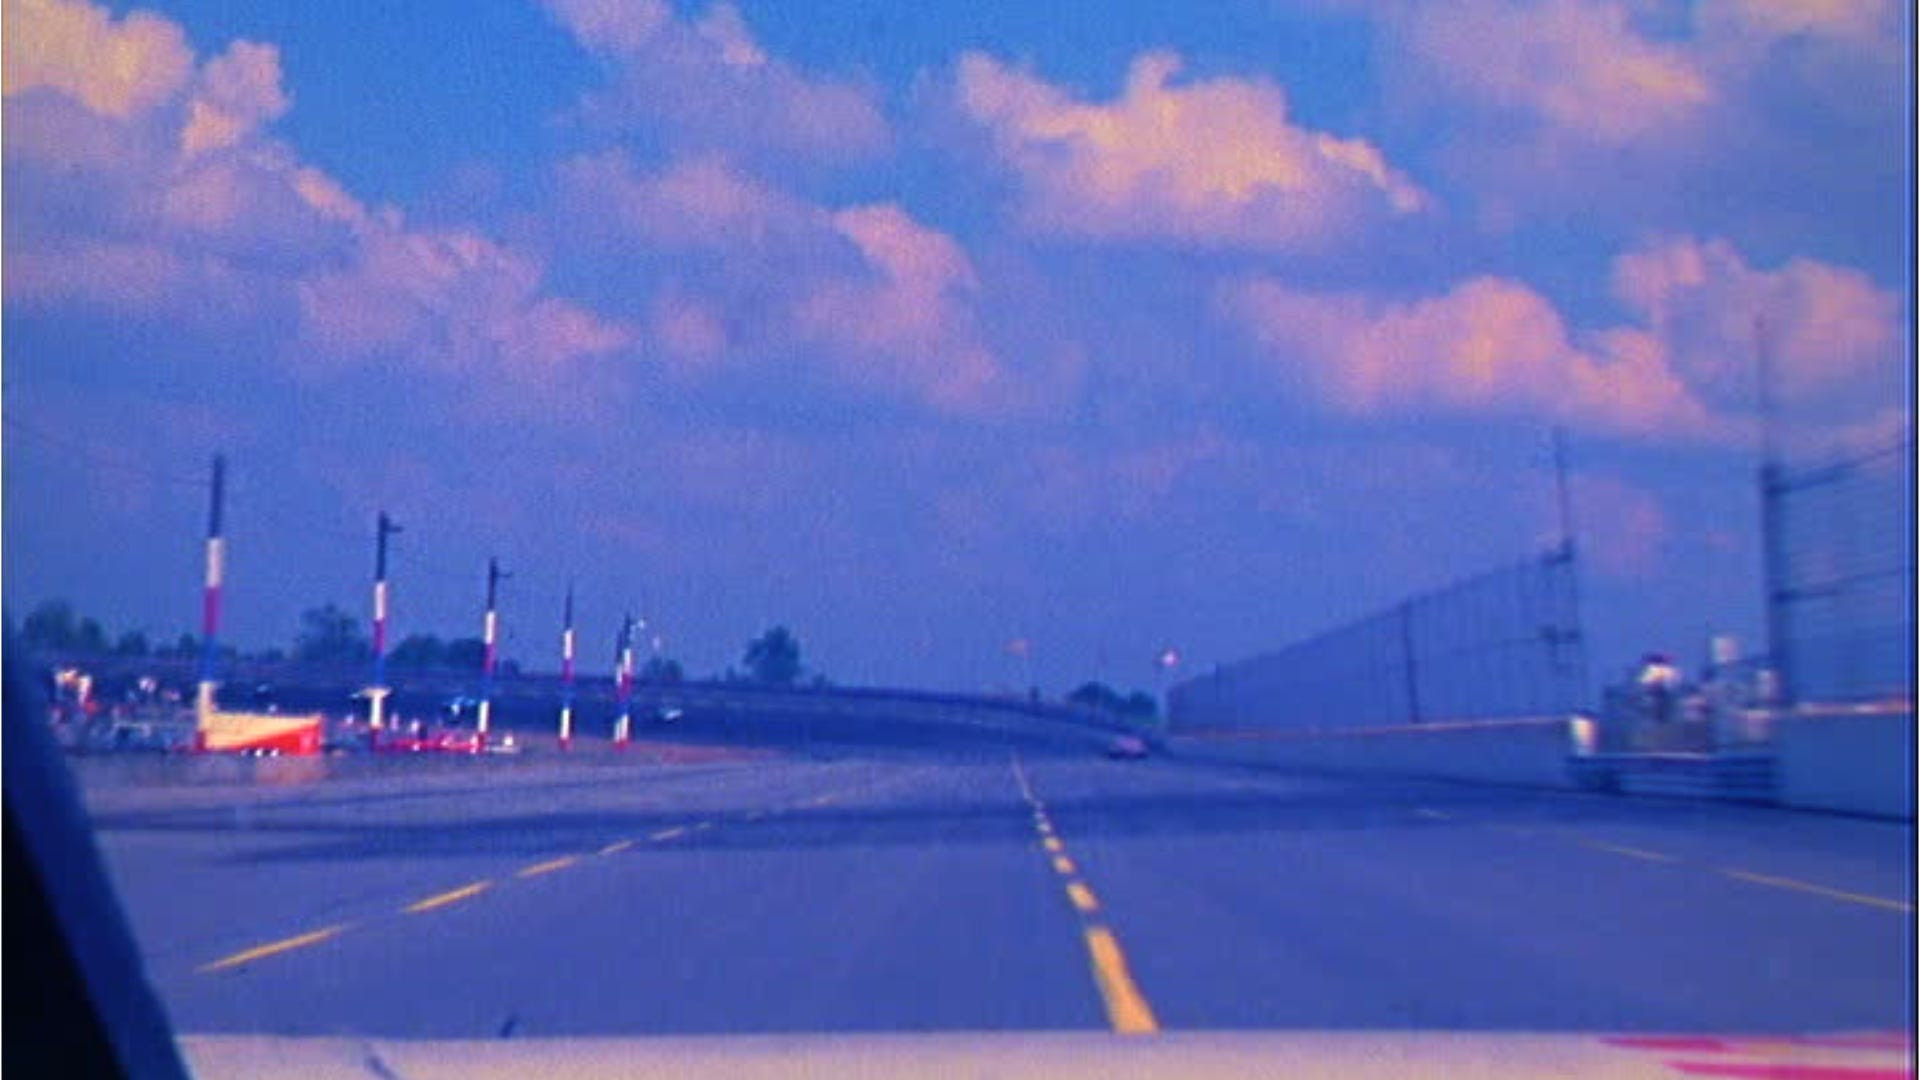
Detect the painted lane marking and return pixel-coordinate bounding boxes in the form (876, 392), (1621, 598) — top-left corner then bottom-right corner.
(1715, 868), (1912, 914)
(1042, 836), (1065, 854)
(650, 826), (688, 841)
(1414, 808), (1450, 820)
(1581, 840), (1680, 864)
(516, 856), (578, 879)
(198, 924), (349, 973)
(1066, 881), (1101, 913)
(1082, 926), (1159, 1035)
(598, 839), (635, 856)
(404, 880), (492, 914)
(1052, 855), (1077, 876)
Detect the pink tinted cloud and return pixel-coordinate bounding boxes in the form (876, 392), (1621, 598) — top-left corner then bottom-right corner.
(955, 50), (1427, 251)
(543, 0), (887, 164)
(1221, 273), (1720, 440)
(1383, 0), (1903, 229)
(1221, 234), (1898, 443)
(5, 0), (633, 413)
(557, 150), (821, 251)
(1610, 235), (1899, 408)
(296, 221), (634, 396)
(1399, 0), (1711, 147)
(2, 0), (193, 118)
(181, 40), (291, 155)
(793, 203), (1017, 416)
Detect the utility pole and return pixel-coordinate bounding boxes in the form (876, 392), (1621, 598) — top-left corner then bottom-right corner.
(1754, 316), (1793, 705)
(193, 455), (227, 749)
(558, 583), (577, 749)
(368, 511), (400, 733)
(612, 613), (636, 748)
(478, 557), (508, 743)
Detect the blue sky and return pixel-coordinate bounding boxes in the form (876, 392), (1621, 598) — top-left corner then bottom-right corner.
(4, 0), (1911, 695)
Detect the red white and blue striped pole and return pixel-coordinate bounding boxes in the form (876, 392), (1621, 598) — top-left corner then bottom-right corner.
(558, 583), (577, 749)
(612, 614), (635, 747)
(368, 512), (399, 733)
(478, 557), (505, 744)
(193, 454), (226, 750)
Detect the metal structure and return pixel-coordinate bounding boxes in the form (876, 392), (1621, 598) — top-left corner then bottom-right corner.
(1761, 437), (1913, 705)
(195, 455), (226, 722)
(478, 557), (507, 741)
(1170, 544), (1588, 732)
(367, 511), (400, 731)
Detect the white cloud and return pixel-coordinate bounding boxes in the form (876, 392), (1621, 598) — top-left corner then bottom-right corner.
(956, 50), (1427, 251)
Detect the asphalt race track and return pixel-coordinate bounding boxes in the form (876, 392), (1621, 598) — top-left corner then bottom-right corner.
(75, 737), (1912, 1040)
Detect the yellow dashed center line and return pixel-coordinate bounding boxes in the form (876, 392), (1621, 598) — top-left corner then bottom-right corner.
(650, 826), (688, 841)
(598, 839), (635, 856)
(517, 856), (579, 879)
(1083, 926), (1160, 1035)
(198, 924), (349, 973)
(404, 880), (492, 914)
(1066, 881), (1101, 913)
(1052, 855), (1077, 875)
(1716, 868), (1912, 913)
(1043, 836), (1065, 854)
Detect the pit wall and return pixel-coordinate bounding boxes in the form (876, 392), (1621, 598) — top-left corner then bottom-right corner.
(1168, 717), (1578, 790)
(1771, 707), (1914, 819)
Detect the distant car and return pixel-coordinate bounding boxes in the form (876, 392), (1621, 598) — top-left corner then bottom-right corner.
(1106, 734), (1149, 760)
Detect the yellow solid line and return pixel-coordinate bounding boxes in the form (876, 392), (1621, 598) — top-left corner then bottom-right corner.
(1583, 841), (1678, 864)
(1053, 855), (1077, 875)
(1043, 836), (1065, 854)
(1066, 881), (1100, 913)
(404, 880), (491, 914)
(198, 924), (348, 973)
(1083, 926), (1159, 1035)
(517, 856), (578, 878)
(599, 840), (635, 855)
(650, 826), (687, 840)
(1717, 868), (1912, 913)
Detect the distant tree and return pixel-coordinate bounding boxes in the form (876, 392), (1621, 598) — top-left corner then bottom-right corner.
(255, 647), (287, 663)
(443, 637), (486, 670)
(294, 604), (370, 663)
(389, 634), (447, 669)
(641, 656), (684, 684)
(1068, 681), (1124, 712)
(21, 600), (77, 651)
(73, 617), (109, 654)
(113, 630), (151, 657)
(743, 626), (802, 686)
(167, 632), (199, 658)
(1121, 691), (1159, 720)
(1069, 682), (1159, 722)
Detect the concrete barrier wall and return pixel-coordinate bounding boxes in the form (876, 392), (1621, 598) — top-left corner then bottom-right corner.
(1170, 717), (1576, 789)
(1772, 709), (1914, 819)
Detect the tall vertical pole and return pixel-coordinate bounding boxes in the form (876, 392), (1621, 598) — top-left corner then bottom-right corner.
(369, 512), (400, 732)
(612, 614), (635, 748)
(558, 583), (577, 749)
(1755, 317), (1793, 705)
(1550, 426), (1590, 715)
(478, 557), (506, 743)
(194, 455), (227, 749)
